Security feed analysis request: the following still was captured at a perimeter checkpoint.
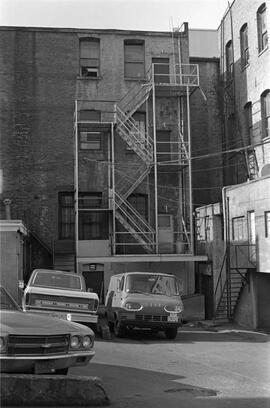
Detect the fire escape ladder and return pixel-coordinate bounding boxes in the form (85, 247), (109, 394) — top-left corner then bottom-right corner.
(117, 81), (153, 119)
(177, 124), (189, 166)
(247, 148), (258, 180)
(114, 192), (155, 253)
(115, 106), (153, 164)
(115, 165), (151, 200)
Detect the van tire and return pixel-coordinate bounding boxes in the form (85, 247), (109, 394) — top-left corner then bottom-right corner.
(164, 328), (178, 340)
(114, 318), (125, 337)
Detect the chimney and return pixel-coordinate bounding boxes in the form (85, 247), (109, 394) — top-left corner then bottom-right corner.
(3, 199), (12, 220)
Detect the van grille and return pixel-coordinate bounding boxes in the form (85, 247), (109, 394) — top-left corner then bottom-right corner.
(8, 334), (69, 356)
(135, 314), (167, 322)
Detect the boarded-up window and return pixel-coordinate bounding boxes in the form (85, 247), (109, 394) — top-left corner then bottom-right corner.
(79, 110), (101, 122)
(124, 40), (145, 79)
(80, 38), (100, 77)
(80, 132), (101, 150)
(157, 130), (171, 162)
(59, 193), (75, 240)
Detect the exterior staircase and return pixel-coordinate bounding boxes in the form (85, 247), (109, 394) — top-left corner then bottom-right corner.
(114, 80), (155, 254)
(215, 268), (249, 321)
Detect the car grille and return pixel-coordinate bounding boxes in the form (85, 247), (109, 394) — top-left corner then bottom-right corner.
(8, 334), (70, 356)
(135, 314), (168, 322)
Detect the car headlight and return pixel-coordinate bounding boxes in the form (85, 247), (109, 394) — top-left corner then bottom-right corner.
(0, 336), (7, 353)
(70, 335), (80, 349)
(164, 304), (183, 313)
(124, 302), (143, 311)
(82, 335), (93, 349)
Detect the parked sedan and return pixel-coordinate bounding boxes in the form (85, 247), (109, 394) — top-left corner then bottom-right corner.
(0, 287), (95, 374)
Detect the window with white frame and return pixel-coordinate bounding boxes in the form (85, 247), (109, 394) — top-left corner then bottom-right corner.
(247, 211), (256, 244)
(240, 24), (249, 68)
(80, 38), (100, 77)
(124, 40), (145, 79)
(265, 211), (270, 237)
(261, 90), (270, 139)
(257, 3), (268, 53)
(232, 216), (247, 241)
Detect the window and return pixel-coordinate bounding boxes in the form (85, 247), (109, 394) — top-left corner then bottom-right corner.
(244, 102), (253, 144)
(59, 192), (109, 240)
(225, 40), (233, 82)
(80, 38), (100, 77)
(232, 216), (247, 241)
(127, 111), (146, 150)
(80, 132), (102, 150)
(261, 90), (270, 138)
(59, 193), (75, 240)
(247, 211), (255, 244)
(257, 3), (268, 53)
(78, 193), (109, 240)
(157, 130), (171, 162)
(152, 57), (170, 84)
(124, 40), (145, 79)
(240, 24), (249, 67)
(265, 211), (270, 237)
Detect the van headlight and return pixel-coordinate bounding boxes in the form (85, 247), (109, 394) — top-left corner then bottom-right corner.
(164, 304), (183, 313)
(124, 302), (143, 311)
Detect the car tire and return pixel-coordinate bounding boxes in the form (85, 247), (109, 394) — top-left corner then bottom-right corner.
(164, 328), (178, 340)
(113, 318), (125, 337)
(54, 368), (69, 375)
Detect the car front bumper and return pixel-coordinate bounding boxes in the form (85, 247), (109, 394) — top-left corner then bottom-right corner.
(0, 350), (95, 374)
(24, 307), (98, 324)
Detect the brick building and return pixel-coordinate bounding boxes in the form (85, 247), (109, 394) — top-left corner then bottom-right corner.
(0, 23), (224, 310)
(195, 0), (270, 329)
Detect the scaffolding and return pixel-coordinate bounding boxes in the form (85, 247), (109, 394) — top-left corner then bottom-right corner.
(73, 33), (200, 269)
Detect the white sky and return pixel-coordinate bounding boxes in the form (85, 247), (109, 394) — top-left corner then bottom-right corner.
(0, 0), (229, 31)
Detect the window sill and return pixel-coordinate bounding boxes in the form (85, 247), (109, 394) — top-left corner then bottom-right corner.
(124, 77), (148, 82)
(77, 76), (103, 80)
(258, 46), (269, 57)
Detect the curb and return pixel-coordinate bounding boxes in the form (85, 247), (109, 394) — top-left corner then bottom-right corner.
(1, 374), (110, 406)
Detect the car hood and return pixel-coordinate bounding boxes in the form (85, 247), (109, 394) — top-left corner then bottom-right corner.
(0, 310), (92, 335)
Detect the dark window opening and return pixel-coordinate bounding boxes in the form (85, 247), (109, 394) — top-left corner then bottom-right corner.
(257, 3), (268, 53)
(157, 130), (171, 162)
(59, 193), (75, 240)
(152, 57), (170, 84)
(261, 90), (270, 139)
(225, 40), (233, 82)
(240, 24), (249, 67)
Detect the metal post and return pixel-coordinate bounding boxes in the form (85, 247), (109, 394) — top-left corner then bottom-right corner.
(111, 119), (116, 256)
(186, 85), (194, 254)
(177, 97), (183, 249)
(74, 100), (79, 273)
(152, 64), (159, 254)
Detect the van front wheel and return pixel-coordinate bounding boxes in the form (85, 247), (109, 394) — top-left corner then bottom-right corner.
(114, 318), (125, 337)
(164, 328), (178, 340)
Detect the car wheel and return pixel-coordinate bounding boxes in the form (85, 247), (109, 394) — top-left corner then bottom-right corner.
(164, 328), (178, 340)
(54, 368), (69, 375)
(114, 318), (125, 337)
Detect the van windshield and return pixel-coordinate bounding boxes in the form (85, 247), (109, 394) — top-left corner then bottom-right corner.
(125, 274), (179, 296)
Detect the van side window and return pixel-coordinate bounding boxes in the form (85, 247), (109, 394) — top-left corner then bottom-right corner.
(119, 276), (125, 291)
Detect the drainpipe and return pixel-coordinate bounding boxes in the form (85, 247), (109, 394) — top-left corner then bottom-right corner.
(3, 198), (12, 220)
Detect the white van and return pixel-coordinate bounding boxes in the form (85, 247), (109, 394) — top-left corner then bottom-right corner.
(105, 272), (183, 339)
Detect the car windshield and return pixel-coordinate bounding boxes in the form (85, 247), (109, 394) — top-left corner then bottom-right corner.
(125, 274), (179, 296)
(0, 287), (20, 311)
(33, 272), (82, 290)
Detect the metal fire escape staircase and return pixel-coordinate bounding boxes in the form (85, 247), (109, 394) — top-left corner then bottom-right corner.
(214, 244), (256, 321)
(114, 80), (155, 253)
